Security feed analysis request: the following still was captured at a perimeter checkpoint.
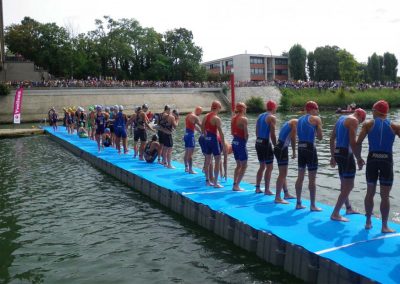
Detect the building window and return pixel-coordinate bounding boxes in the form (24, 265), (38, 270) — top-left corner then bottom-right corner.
(251, 68), (265, 75)
(250, 57), (264, 64)
(275, 69), (288, 75)
(275, 58), (288, 65)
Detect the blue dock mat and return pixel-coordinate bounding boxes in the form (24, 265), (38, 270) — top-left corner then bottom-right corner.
(44, 127), (400, 283)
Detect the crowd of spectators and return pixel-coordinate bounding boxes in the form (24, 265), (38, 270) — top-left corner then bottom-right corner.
(6, 78), (400, 90)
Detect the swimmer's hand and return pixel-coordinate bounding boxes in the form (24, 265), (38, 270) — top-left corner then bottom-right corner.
(330, 157), (336, 168)
(357, 158), (365, 170)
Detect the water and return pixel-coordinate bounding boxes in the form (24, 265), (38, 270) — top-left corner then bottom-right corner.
(2, 110), (400, 283)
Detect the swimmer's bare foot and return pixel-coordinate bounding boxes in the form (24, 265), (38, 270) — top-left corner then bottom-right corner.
(365, 220), (373, 230)
(330, 214), (349, 222)
(185, 167), (188, 172)
(167, 165), (176, 169)
(214, 183), (224, 188)
(255, 186), (262, 194)
(206, 180), (214, 186)
(275, 198), (289, 204)
(296, 203), (306, 210)
(233, 185), (244, 191)
(264, 190), (274, 196)
(311, 205), (322, 212)
(189, 170), (198, 174)
(346, 208), (360, 215)
(284, 193), (296, 199)
(382, 226), (396, 233)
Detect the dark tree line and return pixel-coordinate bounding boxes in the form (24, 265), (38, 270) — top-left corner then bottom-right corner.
(288, 44), (398, 83)
(5, 16), (207, 81)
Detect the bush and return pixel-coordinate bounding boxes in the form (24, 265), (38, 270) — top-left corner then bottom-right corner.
(245, 96), (264, 113)
(0, 83), (10, 96)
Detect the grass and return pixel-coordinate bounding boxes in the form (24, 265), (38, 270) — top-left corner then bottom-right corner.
(279, 88), (400, 111)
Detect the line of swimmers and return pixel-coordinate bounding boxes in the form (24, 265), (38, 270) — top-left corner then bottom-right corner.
(50, 98), (399, 233)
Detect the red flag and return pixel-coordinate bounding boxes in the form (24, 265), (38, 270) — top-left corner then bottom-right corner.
(13, 87), (24, 124)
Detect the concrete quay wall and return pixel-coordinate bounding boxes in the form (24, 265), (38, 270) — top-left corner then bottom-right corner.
(0, 88), (228, 123)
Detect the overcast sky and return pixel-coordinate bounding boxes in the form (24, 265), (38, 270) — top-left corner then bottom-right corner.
(5, 0), (400, 64)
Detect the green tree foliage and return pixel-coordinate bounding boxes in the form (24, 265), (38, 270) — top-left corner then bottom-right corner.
(288, 44), (307, 80)
(338, 49), (359, 84)
(307, 52), (315, 81)
(367, 53), (382, 82)
(5, 16), (205, 81)
(383, 52), (398, 82)
(313, 46), (340, 81)
(245, 96), (264, 113)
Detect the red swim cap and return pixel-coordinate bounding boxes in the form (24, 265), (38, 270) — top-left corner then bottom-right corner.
(211, 100), (222, 110)
(305, 101), (319, 112)
(373, 100), (389, 114)
(235, 102), (247, 112)
(354, 108), (366, 122)
(266, 100), (277, 111)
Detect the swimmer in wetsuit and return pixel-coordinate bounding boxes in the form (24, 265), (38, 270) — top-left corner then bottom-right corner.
(329, 109), (366, 221)
(255, 100), (277, 194)
(356, 100), (400, 233)
(274, 119), (297, 203)
(114, 105), (128, 154)
(183, 106), (203, 174)
(231, 102), (248, 191)
(295, 101), (323, 211)
(201, 100), (225, 188)
(144, 135), (161, 163)
(95, 106), (108, 152)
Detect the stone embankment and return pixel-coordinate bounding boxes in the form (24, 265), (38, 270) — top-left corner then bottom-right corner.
(0, 86), (282, 123)
(0, 88), (228, 123)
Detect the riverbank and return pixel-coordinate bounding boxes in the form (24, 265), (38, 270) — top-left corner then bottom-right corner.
(279, 88), (400, 111)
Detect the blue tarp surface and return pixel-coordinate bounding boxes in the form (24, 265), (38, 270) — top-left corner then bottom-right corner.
(44, 127), (400, 283)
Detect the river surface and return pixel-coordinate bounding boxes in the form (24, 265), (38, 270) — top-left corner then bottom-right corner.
(1, 111), (400, 283)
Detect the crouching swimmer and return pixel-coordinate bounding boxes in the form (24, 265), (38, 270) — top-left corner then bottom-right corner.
(144, 135), (161, 163)
(103, 128), (112, 147)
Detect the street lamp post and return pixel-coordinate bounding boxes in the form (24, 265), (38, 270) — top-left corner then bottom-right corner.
(265, 46), (274, 81)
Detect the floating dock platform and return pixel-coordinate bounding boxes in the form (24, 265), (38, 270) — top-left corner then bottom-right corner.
(44, 127), (400, 284)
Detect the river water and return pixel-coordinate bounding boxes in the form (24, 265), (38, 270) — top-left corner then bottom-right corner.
(1, 111), (400, 283)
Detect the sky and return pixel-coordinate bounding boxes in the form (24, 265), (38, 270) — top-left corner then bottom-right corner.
(4, 0), (400, 64)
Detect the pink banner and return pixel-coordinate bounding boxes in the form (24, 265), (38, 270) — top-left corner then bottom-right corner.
(13, 87), (24, 124)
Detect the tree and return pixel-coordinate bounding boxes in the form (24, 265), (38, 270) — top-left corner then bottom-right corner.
(338, 49), (359, 84)
(307, 52), (315, 81)
(367, 53), (382, 82)
(288, 44), (307, 80)
(383, 52), (398, 82)
(313, 46), (340, 81)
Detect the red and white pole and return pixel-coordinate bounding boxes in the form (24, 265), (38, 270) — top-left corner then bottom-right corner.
(230, 72), (235, 113)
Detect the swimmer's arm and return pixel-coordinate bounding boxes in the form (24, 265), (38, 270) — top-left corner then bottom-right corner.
(348, 119), (361, 160)
(391, 122), (400, 138)
(216, 117), (224, 145)
(315, 116), (323, 140)
(269, 116), (277, 146)
(201, 116), (206, 135)
(194, 116), (202, 132)
(290, 123), (297, 158)
(143, 113), (154, 131)
(329, 122), (337, 158)
(355, 120), (371, 157)
(243, 117), (248, 141)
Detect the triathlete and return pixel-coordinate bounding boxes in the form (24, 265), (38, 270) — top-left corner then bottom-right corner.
(183, 106), (203, 174)
(48, 107), (58, 132)
(255, 100), (277, 194)
(88, 106), (96, 140)
(295, 101), (323, 211)
(114, 105), (128, 154)
(274, 119), (297, 203)
(135, 104), (155, 160)
(128, 106), (140, 157)
(356, 100), (400, 233)
(144, 135), (161, 163)
(231, 102), (248, 191)
(159, 108), (179, 168)
(103, 128), (112, 147)
(95, 106), (108, 152)
(329, 109), (366, 221)
(201, 100), (225, 188)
